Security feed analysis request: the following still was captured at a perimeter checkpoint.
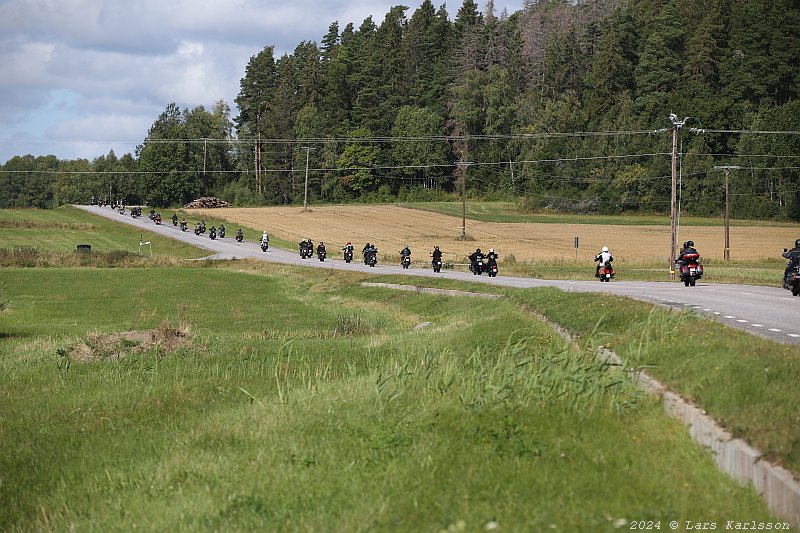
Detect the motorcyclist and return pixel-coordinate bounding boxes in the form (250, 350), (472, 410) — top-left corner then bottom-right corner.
(342, 241), (354, 254)
(180, 218), (187, 230)
(218, 224), (226, 238)
(261, 231), (269, 246)
(400, 245), (411, 266)
(363, 243), (372, 264)
(199, 220), (206, 233)
(431, 246), (442, 262)
(676, 240), (699, 266)
(209, 226), (217, 239)
(317, 242), (326, 257)
(172, 213), (178, 226)
(486, 248), (499, 267)
(594, 246), (613, 277)
(235, 229), (244, 242)
(154, 212), (162, 224)
(366, 243), (378, 264)
(468, 248), (484, 273)
(782, 239), (800, 280)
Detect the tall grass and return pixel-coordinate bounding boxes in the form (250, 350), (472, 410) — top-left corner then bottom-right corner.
(0, 267), (775, 530)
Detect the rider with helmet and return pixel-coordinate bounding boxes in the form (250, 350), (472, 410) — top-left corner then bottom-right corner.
(676, 240), (699, 266)
(362, 243), (372, 264)
(468, 248), (484, 274)
(594, 246), (613, 277)
(782, 238), (800, 281)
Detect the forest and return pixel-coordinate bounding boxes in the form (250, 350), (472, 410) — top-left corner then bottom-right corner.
(1, 0), (799, 219)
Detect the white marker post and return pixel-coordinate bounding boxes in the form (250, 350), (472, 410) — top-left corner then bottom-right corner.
(139, 233), (152, 256)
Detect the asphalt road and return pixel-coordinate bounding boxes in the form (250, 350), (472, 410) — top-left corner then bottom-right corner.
(76, 205), (800, 345)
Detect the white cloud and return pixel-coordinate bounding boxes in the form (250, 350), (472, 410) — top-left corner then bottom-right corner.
(0, 0), (525, 164)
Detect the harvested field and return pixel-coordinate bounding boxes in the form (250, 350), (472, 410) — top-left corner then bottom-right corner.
(194, 205), (799, 264)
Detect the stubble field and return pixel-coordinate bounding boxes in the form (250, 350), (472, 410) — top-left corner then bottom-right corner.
(193, 204), (798, 265)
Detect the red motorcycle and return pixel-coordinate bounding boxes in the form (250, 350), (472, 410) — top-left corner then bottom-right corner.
(676, 253), (703, 287)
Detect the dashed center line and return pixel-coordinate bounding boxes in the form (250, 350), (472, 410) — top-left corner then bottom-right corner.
(789, 334), (800, 338)
(736, 319), (748, 323)
(752, 324), (764, 328)
(724, 315), (735, 319)
(769, 328), (782, 332)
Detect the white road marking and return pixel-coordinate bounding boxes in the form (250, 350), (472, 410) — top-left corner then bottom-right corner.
(736, 319), (748, 323)
(702, 308), (711, 311)
(739, 292), (752, 295)
(769, 328), (782, 332)
(752, 324), (764, 328)
(789, 334), (800, 338)
(724, 316), (735, 319)
(714, 312), (722, 315)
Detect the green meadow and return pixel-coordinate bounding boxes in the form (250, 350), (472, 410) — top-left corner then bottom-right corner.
(0, 208), (792, 530)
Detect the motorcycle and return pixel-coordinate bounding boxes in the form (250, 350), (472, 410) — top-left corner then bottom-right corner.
(401, 255), (411, 269)
(487, 262), (498, 277)
(218, 227), (225, 238)
(172, 215), (178, 226)
(130, 207), (140, 219)
(469, 258), (485, 275)
(236, 233), (243, 243)
(261, 241), (269, 252)
(598, 264), (615, 282)
(154, 214), (162, 225)
(180, 221), (187, 232)
(676, 254), (703, 287)
(194, 225), (202, 236)
(783, 262), (800, 297)
(368, 250), (378, 267)
(343, 249), (353, 263)
(432, 258), (442, 273)
(318, 249), (327, 262)
(209, 228), (217, 240)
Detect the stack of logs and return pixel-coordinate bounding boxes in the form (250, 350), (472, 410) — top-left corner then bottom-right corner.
(184, 197), (231, 209)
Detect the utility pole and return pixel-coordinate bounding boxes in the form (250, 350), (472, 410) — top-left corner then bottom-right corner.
(715, 165), (740, 261)
(668, 114), (690, 277)
(302, 146), (313, 212)
(254, 132), (262, 195)
(457, 160), (470, 240)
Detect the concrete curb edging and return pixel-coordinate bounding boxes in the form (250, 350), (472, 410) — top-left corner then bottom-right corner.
(363, 282), (799, 527)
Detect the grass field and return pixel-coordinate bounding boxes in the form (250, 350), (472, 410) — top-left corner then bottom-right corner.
(0, 206), (206, 259)
(400, 201), (800, 227)
(0, 265), (778, 531)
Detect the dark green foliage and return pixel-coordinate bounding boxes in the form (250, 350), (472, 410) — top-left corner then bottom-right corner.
(2, 0), (799, 219)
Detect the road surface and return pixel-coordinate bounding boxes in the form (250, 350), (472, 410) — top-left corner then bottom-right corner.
(76, 205), (800, 345)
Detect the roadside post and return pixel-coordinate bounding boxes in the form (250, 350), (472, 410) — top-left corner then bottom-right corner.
(574, 236), (579, 261)
(139, 233), (152, 256)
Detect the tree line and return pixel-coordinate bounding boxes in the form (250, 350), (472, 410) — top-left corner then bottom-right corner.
(2, 0), (799, 220)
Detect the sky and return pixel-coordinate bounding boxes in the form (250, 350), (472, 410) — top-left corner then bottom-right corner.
(0, 0), (525, 165)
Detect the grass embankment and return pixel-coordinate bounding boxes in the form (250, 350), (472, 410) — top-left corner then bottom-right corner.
(0, 265), (775, 531)
(0, 206), (206, 259)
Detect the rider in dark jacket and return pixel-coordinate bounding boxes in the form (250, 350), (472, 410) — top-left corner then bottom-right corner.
(468, 248), (484, 273)
(317, 242), (326, 256)
(363, 243), (372, 264)
(431, 246), (442, 261)
(783, 239), (800, 280)
(676, 241), (699, 266)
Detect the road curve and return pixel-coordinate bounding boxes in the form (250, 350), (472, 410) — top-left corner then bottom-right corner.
(76, 205), (800, 345)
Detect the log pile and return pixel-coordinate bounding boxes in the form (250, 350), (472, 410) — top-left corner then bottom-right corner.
(184, 197), (231, 209)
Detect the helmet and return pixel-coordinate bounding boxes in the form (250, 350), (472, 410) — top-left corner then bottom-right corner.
(795, 239), (800, 248)
(320, 242), (324, 245)
(347, 241), (351, 245)
(687, 240), (694, 248)
(476, 248), (481, 253)
(602, 246), (608, 252)
(434, 246), (439, 250)
(489, 248), (494, 253)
